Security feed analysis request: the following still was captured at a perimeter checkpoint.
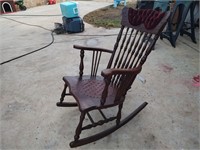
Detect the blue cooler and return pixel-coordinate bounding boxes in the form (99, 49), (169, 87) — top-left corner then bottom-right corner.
(60, 2), (79, 18)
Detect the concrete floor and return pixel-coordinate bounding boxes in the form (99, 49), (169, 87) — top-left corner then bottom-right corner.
(0, 1), (199, 150)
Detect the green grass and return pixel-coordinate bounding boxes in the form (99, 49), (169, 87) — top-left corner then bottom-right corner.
(93, 18), (121, 28)
(83, 3), (136, 28)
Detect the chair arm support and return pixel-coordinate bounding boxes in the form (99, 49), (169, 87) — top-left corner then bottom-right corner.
(75, 45), (113, 77)
(74, 45), (113, 54)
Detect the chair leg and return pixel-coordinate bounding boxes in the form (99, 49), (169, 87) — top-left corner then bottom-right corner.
(74, 112), (86, 141)
(60, 83), (67, 103)
(56, 84), (78, 107)
(116, 104), (123, 125)
(69, 102), (148, 148)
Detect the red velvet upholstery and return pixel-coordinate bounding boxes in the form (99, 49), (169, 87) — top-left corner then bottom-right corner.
(128, 8), (165, 29)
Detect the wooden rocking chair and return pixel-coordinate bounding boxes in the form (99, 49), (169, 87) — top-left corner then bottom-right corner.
(57, 7), (170, 148)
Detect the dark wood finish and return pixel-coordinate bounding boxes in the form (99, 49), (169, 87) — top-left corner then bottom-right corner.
(70, 102), (148, 148)
(57, 7), (170, 148)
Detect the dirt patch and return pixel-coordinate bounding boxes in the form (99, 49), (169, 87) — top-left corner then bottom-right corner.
(83, 3), (136, 28)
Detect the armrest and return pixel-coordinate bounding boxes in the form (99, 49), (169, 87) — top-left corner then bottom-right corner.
(101, 65), (142, 77)
(100, 65), (142, 105)
(73, 45), (113, 54)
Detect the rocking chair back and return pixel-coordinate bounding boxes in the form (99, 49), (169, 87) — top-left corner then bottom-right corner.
(103, 7), (170, 102)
